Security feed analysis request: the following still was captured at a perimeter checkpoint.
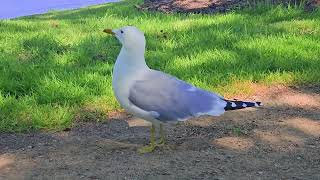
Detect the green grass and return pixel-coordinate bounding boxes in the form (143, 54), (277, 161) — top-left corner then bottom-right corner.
(0, 0), (319, 132)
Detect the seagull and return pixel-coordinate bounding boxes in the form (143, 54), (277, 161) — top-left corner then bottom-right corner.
(103, 26), (262, 153)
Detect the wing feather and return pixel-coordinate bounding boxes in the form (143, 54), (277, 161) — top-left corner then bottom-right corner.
(128, 70), (226, 122)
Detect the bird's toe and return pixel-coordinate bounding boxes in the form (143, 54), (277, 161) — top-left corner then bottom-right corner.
(137, 144), (156, 153)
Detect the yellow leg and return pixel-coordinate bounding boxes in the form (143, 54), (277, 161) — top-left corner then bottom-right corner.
(158, 124), (166, 146)
(138, 124), (156, 153)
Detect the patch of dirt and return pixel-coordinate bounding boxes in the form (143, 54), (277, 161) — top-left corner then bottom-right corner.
(305, 0), (320, 11)
(137, 0), (247, 14)
(137, 0), (319, 14)
(1, 85), (320, 179)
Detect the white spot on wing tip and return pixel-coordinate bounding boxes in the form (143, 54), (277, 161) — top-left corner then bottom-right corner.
(254, 102), (262, 107)
(231, 102), (236, 107)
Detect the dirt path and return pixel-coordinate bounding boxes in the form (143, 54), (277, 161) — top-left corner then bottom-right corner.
(1, 85), (320, 180)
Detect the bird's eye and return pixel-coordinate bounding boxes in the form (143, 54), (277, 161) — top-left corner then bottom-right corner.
(120, 30), (124, 33)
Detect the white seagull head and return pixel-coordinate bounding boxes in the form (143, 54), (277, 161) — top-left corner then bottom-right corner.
(103, 26), (146, 53)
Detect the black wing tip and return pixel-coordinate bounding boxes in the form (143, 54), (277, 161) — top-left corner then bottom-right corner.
(255, 101), (263, 107)
(224, 100), (263, 111)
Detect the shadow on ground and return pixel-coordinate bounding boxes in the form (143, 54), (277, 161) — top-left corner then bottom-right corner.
(1, 85), (319, 179)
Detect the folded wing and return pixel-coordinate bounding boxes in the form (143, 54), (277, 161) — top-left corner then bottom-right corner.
(128, 70), (227, 122)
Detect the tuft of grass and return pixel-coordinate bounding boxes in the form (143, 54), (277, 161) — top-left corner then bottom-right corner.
(0, 0), (319, 132)
(233, 127), (248, 136)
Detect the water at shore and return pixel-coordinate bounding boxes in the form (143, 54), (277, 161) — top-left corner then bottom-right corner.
(1, 0), (119, 19)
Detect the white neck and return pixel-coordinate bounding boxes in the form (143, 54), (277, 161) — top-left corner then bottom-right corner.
(116, 47), (149, 70)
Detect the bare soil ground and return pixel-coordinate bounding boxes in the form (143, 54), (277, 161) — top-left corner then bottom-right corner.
(138, 0), (320, 13)
(1, 85), (320, 180)
(138, 0), (247, 14)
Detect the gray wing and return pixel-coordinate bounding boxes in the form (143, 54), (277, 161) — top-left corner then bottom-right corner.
(128, 70), (227, 122)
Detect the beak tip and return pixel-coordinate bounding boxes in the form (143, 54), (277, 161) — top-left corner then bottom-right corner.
(103, 28), (115, 35)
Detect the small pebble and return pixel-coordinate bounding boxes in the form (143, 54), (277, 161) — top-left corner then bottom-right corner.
(297, 156), (302, 160)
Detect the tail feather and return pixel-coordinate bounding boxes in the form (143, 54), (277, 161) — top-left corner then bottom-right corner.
(224, 99), (262, 111)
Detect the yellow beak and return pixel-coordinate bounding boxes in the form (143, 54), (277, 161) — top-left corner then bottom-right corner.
(103, 29), (115, 35)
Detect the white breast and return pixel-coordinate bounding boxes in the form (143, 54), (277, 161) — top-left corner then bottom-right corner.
(111, 49), (160, 123)
(112, 59), (133, 109)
